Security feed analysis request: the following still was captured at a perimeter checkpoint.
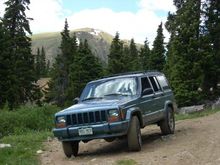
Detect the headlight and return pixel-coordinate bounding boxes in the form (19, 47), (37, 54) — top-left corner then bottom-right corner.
(56, 116), (66, 128)
(57, 116), (66, 123)
(108, 109), (120, 123)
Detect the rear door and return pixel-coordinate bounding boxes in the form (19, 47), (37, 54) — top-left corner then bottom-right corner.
(139, 76), (155, 124)
(148, 76), (164, 119)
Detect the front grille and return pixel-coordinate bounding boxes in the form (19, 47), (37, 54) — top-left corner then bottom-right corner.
(66, 110), (107, 126)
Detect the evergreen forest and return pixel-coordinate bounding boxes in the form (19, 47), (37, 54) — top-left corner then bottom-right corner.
(0, 0), (220, 109)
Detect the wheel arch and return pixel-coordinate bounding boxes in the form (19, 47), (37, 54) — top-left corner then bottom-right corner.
(126, 107), (144, 128)
(164, 101), (175, 113)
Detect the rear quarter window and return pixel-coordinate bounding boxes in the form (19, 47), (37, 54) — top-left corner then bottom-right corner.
(157, 75), (170, 90)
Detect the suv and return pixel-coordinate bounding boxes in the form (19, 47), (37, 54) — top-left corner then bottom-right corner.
(53, 71), (176, 157)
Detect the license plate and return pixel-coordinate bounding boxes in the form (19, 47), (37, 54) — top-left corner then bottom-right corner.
(78, 128), (93, 136)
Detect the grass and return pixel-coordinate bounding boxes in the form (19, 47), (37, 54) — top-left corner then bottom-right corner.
(0, 105), (59, 137)
(175, 108), (220, 121)
(0, 131), (52, 165)
(115, 159), (137, 165)
(0, 105), (58, 164)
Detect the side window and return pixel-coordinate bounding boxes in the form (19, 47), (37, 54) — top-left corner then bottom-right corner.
(141, 77), (151, 93)
(154, 77), (162, 91)
(149, 76), (162, 92)
(157, 75), (170, 90)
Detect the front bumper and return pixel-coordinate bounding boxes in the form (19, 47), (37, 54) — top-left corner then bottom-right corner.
(53, 120), (129, 142)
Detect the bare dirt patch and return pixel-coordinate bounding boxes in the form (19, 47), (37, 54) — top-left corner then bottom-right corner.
(40, 112), (220, 165)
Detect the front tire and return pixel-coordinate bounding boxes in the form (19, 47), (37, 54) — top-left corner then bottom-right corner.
(62, 141), (79, 158)
(160, 107), (175, 135)
(127, 116), (142, 151)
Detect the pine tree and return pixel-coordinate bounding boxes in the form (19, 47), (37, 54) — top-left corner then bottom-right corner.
(40, 47), (47, 76)
(35, 47), (47, 78)
(46, 53), (64, 106)
(46, 19), (80, 106)
(164, 12), (179, 80)
(35, 48), (40, 78)
(139, 38), (151, 70)
(46, 19), (73, 106)
(122, 45), (130, 72)
(0, 22), (4, 107)
(128, 38), (139, 71)
(165, 0), (202, 106)
(68, 41), (84, 100)
(46, 60), (50, 75)
(2, 0), (40, 109)
(69, 39), (103, 101)
(200, 0), (220, 98)
(0, 21), (11, 108)
(107, 32), (124, 74)
(149, 23), (165, 71)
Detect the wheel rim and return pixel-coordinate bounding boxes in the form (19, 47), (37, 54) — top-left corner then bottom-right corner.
(168, 111), (174, 131)
(137, 125), (142, 146)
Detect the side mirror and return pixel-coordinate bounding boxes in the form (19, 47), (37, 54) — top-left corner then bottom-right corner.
(142, 88), (153, 96)
(73, 97), (79, 104)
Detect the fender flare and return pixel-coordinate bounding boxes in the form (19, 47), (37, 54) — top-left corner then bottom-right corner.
(164, 100), (175, 116)
(126, 107), (144, 128)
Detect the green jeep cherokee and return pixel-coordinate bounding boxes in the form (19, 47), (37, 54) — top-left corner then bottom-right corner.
(53, 71), (176, 157)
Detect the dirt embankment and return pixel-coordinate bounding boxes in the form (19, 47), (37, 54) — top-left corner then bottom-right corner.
(40, 112), (220, 165)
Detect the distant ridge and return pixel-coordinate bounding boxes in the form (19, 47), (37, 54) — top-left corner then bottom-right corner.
(31, 28), (113, 65)
(31, 28), (142, 66)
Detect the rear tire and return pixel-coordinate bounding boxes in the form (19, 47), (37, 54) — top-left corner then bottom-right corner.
(62, 141), (79, 158)
(127, 116), (142, 151)
(160, 107), (175, 135)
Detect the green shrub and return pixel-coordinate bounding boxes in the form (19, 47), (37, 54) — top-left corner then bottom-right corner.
(0, 131), (52, 165)
(0, 105), (59, 137)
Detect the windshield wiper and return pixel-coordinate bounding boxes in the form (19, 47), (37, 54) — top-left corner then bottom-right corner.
(82, 97), (103, 101)
(104, 93), (129, 97)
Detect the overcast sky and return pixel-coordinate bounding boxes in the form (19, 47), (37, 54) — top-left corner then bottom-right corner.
(0, 0), (176, 45)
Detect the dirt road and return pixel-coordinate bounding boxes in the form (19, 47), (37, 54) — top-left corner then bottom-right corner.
(40, 112), (220, 165)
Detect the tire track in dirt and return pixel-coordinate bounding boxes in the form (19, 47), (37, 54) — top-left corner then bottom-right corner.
(40, 112), (220, 165)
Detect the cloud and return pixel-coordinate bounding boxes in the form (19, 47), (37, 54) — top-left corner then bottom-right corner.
(0, 0), (64, 32)
(0, 0), (176, 46)
(0, 0), (6, 17)
(68, 8), (164, 45)
(66, 0), (176, 45)
(139, 0), (176, 12)
(26, 0), (65, 33)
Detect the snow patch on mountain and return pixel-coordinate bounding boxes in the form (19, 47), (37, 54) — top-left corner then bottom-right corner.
(76, 37), (80, 44)
(89, 29), (101, 36)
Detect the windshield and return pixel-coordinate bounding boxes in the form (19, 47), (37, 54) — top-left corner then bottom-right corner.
(80, 77), (138, 101)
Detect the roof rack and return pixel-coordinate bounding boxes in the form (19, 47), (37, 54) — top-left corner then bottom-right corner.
(102, 70), (159, 79)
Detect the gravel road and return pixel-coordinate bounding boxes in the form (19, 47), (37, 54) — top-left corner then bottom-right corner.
(40, 112), (220, 165)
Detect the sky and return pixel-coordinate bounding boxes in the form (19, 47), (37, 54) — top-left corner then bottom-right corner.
(0, 0), (176, 46)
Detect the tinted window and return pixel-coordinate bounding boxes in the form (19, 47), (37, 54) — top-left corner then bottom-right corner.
(141, 77), (151, 92)
(149, 77), (162, 92)
(157, 75), (170, 90)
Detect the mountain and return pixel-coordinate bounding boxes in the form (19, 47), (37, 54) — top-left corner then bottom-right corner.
(31, 28), (142, 66)
(31, 28), (113, 65)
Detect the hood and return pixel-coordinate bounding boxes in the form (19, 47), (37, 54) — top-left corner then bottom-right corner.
(56, 96), (137, 115)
